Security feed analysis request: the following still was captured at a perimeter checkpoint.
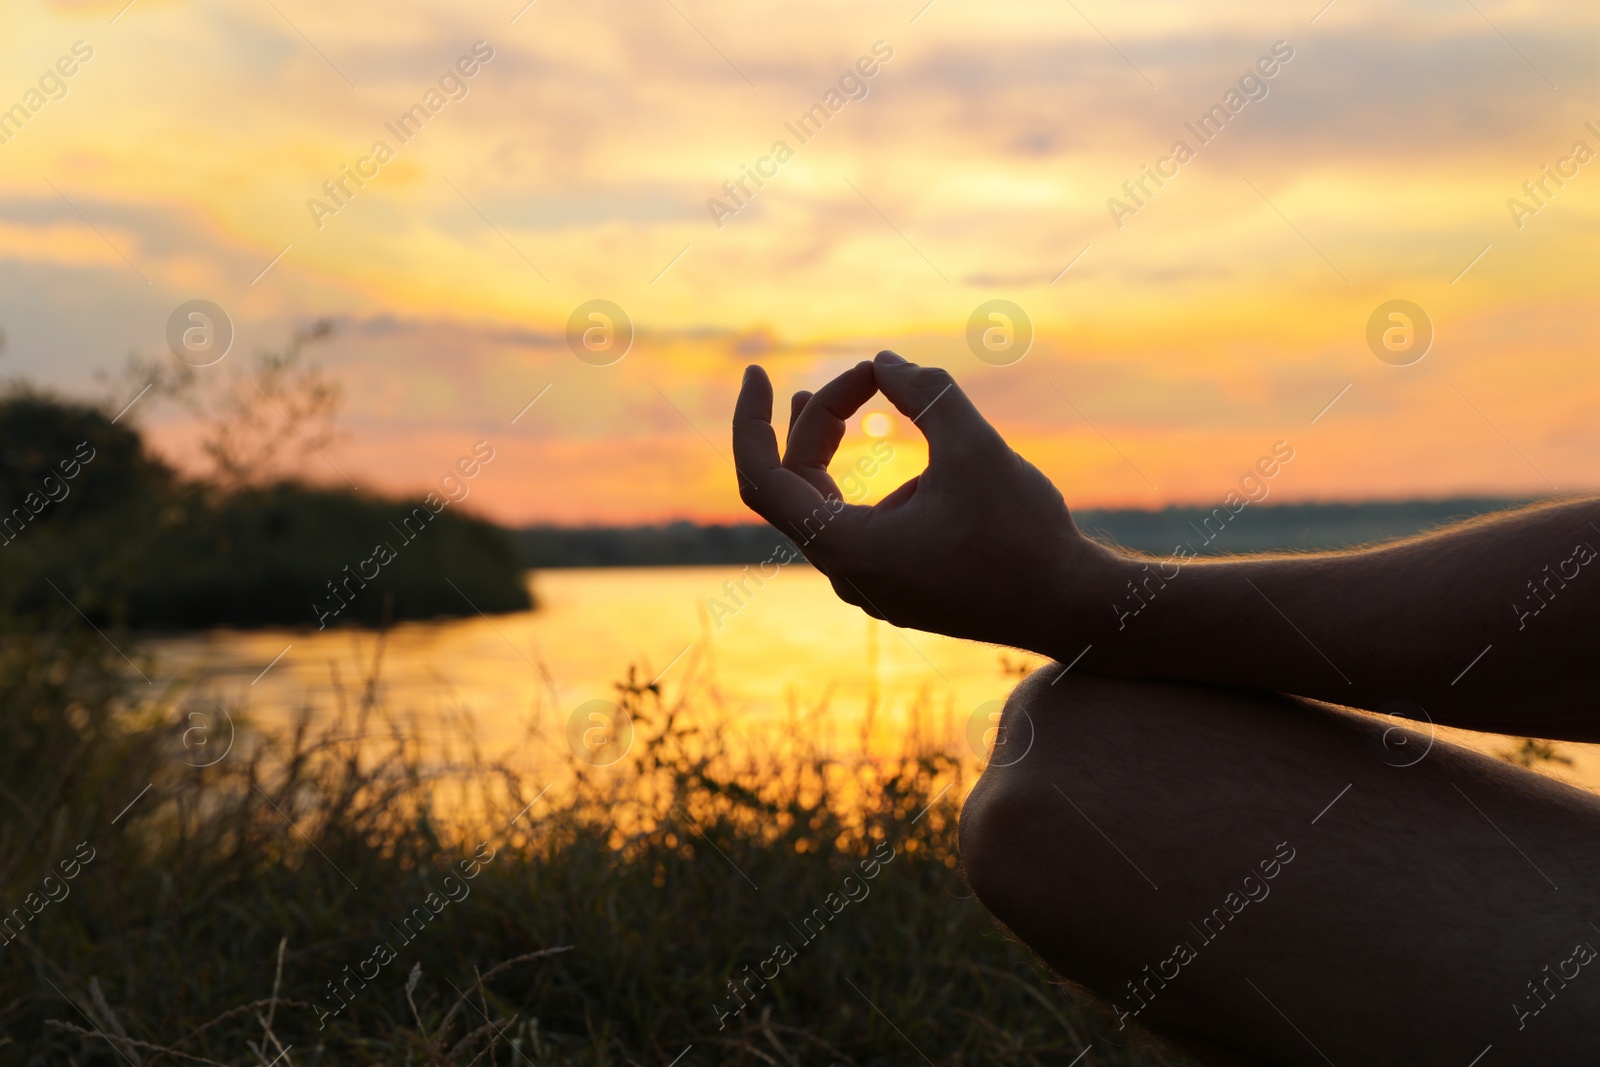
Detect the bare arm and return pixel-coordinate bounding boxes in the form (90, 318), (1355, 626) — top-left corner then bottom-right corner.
(732, 353), (1600, 739)
(1080, 498), (1600, 738)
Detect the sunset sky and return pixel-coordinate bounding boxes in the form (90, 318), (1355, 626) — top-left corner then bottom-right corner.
(2, 0), (1596, 525)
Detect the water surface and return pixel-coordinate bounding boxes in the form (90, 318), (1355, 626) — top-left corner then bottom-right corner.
(149, 565), (1600, 793)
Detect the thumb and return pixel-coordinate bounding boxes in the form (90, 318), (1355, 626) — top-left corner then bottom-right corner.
(871, 351), (1005, 462)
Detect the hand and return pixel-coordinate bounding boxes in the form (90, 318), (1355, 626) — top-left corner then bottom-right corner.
(731, 351), (1121, 655)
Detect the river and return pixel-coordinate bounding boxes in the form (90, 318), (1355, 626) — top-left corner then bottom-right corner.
(147, 565), (1026, 773)
(146, 565), (1600, 792)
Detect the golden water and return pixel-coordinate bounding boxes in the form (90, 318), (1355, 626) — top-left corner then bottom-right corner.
(147, 565), (1600, 793)
(148, 566), (1023, 770)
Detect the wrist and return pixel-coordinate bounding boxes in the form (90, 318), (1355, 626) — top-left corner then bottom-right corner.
(1028, 531), (1141, 665)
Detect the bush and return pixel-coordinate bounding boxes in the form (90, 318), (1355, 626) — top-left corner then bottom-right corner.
(0, 393), (530, 630)
(130, 483), (531, 629)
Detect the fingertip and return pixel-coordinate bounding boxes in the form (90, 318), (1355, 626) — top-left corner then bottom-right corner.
(787, 390), (812, 435)
(874, 350), (909, 366)
(734, 364), (775, 424)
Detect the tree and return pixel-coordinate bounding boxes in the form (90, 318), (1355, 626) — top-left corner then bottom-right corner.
(105, 319), (343, 490)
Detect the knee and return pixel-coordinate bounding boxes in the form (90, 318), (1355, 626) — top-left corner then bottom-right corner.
(959, 667), (1147, 919)
(959, 671), (1041, 909)
(957, 667), (1273, 924)
(958, 751), (1039, 922)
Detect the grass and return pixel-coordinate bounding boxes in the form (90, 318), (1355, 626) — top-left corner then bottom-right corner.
(0, 617), (1199, 1066)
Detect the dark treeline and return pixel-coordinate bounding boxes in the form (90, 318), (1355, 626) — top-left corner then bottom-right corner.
(511, 497), (1530, 569)
(1072, 496), (1532, 556)
(0, 390), (529, 630)
(510, 522), (796, 568)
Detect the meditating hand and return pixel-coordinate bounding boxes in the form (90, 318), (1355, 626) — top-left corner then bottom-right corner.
(731, 350), (1119, 655)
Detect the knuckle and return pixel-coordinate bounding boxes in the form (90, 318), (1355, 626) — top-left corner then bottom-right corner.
(828, 578), (862, 607)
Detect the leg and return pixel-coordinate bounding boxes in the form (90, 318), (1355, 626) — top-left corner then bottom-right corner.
(960, 667), (1600, 1066)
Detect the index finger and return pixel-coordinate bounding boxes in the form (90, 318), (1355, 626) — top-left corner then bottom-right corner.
(732, 365), (827, 526)
(783, 360), (878, 492)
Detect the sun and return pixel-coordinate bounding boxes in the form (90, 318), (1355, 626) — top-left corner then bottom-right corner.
(861, 411), (893, 439)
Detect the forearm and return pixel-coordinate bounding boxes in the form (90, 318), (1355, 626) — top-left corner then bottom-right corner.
(1054, 498), (1600, 738)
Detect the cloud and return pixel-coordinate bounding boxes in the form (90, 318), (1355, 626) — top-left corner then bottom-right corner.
(0, 0), (1594, 521)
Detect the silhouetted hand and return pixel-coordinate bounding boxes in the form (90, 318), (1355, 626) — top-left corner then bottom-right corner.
(732, 351), (1118, 652)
